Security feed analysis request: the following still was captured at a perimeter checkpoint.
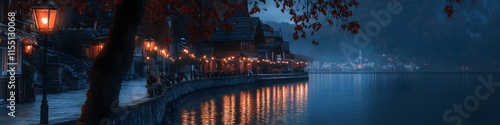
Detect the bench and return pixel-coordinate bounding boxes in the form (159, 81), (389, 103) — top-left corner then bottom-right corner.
(145, 83), (163, 97)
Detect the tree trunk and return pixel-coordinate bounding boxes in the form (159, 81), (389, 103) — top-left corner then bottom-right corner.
(78, 0), (146, 124)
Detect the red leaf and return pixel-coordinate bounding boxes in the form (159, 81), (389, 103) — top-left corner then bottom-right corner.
(294, 25), (303, 31)
(292, 31), (299, 40)
(444, 5), (454, 18)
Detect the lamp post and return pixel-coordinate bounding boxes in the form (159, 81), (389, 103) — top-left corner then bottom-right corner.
(144, 38), (154, 76)
(31, 0), (58, 124)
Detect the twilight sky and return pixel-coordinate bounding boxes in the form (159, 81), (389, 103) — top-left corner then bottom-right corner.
(249, 0), (500, 66)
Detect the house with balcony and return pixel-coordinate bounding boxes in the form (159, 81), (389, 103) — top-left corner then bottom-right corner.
(206, 17), (265, 74)
(259, 24), (283, 62)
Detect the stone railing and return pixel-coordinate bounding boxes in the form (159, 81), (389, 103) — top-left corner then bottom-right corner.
(104, 76), (255, 125)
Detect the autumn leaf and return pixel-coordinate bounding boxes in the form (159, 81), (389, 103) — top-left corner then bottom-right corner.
(341, 24), (347, 30)
(292, 31), (299, 40)
(7, 0), (467, 46)
(444, 5), (454, 18)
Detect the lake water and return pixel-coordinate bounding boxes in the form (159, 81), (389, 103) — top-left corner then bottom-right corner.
(166, 73), (500, 125)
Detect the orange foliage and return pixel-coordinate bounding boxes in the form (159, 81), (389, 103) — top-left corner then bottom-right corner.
(6, 0), (468, 45)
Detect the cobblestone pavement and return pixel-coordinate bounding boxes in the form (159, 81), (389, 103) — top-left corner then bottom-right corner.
(0, 78), (148, 125)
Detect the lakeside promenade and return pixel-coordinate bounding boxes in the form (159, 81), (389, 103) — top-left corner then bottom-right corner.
(0, 74), (308, 125)
(308, 71), (500, 74)
(0, 78), (148, 125)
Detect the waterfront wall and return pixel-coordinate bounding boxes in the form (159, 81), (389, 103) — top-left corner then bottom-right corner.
(106, 76), (255, 125)
(255, 75), (309, 84)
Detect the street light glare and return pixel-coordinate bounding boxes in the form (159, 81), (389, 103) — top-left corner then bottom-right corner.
(41, 17), (48, 24)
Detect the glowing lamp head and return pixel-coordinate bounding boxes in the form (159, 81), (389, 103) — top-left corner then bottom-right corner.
(32, 0), (59, 33)
(41, 18), (48, 24)
(25, 45), (33, 54)
(143, 38), (155, 51)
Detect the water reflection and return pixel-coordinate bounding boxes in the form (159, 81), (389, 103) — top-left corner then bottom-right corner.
(172, 73), (500, 125)
(178, 82), (308, 125)
(239, 91), (252, 125)
(200, 99), (216, 125)
(181, 108), (196, 125)
(222, 94), (236, 125)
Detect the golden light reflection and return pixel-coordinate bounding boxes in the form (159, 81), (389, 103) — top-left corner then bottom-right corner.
(222, 94), (236, 125)
(255, 87), (271, 124)
(239, 91), (253, 125)
(181, 109), (196, 125)
(201, 99), (216, 125)
(178, 82), (309, 125)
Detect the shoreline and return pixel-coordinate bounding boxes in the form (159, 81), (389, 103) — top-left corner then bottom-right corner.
(50, 74), (309, 125)
(308, 71), (500, 74)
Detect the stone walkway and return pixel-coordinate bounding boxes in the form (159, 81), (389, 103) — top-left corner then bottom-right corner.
(0, 78), (148, 125)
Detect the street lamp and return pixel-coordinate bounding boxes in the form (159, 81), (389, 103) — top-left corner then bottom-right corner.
(25, 43), (33, 54)
(143, 38), (155, 80)
(32, 0), (58, 124)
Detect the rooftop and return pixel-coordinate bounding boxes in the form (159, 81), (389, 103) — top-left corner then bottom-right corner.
(210, 17), (264, 41)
